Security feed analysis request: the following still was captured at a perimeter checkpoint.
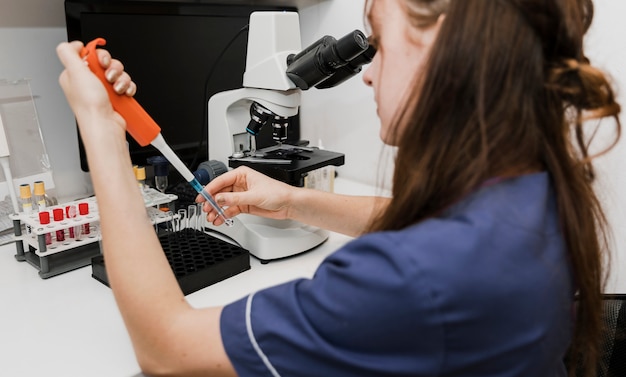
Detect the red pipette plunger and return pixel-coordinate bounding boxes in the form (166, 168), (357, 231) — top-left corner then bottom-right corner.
(80, 38), (160, 146)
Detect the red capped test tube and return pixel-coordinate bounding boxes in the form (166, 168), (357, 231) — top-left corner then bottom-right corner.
(52, 208), (65, 242)
(38, 211), (52, 245)
(78, 202), (91, 235)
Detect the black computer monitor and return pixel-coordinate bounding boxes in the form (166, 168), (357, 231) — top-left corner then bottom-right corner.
(64, 0), (300, 175)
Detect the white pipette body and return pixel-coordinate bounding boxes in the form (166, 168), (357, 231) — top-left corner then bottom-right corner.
(150, 134), (233, 226)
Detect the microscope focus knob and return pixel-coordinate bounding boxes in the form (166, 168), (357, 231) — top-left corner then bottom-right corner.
(193, 160), (228, 185)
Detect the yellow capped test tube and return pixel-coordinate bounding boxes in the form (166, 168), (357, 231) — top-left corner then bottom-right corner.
(33, 181), (46, 210)
(135, 166), (146, 191)
(19, 184), (33, 214)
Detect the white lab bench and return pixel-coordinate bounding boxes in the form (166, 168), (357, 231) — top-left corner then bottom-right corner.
(0, 178), (375, 377)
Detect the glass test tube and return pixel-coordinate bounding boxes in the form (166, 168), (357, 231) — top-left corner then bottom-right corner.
(65, 205), (79, 239)
(152, 157), (169, 193)
(187, 204), (196, 231)
(135, 166), (146, 191)
(149, 210), (158, 232)
(177, 209), (187, 231)
(19, 183), (33, 214)
(196, 202), (203, 231)
(78, 202), (91, 235)
(38, 211), (52, 245)
(52, 208), (65, 242)
(165, 210), (174, 232)
(33, 181), (46, 211)
(173, 211), (180, 232)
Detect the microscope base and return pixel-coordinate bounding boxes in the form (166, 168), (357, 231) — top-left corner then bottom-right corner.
(206, 215), (328, 262)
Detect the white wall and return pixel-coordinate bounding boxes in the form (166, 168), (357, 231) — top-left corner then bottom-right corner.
(0, 27), (92, 199)
(0, 0), (624, 291)
(584, 0), (626, 293)
(299, 0), (392, 189)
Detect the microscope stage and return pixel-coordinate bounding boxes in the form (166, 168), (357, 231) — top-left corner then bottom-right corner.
(228, 146), (344, 187)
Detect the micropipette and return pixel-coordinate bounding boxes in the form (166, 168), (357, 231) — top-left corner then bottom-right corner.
(151, 134), (233, 227)
(80, 38), (234, 227)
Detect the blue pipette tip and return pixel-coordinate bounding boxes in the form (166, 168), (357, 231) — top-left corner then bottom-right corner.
(189, 179), (234, 227)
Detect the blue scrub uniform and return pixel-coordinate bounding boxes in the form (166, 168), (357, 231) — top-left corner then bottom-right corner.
(220, 172), (574, 377)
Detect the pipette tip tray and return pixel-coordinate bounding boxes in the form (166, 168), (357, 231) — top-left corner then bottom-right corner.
(91, 229), (250, 295)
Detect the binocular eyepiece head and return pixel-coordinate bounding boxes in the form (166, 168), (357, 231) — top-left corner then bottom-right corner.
(244, 30), (375, 144)
(286, 30), (375, 90)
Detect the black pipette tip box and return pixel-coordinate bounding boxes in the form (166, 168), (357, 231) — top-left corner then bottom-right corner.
(91, 229), (250, 295)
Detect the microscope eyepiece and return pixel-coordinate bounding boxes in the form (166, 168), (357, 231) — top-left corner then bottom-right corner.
(315, 43), (376, 89)
(286, 30), (370, 90)
(335, 30), (369, 62)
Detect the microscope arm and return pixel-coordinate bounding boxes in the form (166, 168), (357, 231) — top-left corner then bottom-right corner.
(208, 87), (301, 163)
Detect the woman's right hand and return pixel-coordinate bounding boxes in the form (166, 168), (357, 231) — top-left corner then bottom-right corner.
(200, 166), (296, 226)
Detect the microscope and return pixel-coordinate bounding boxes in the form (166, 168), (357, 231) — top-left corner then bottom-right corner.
(207, 11), (374, 262)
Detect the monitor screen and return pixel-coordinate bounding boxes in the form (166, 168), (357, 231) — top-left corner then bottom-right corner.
(64, 0), (300, 175)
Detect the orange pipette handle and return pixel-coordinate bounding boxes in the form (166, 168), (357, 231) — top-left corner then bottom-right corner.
(80, 38), (160, 147)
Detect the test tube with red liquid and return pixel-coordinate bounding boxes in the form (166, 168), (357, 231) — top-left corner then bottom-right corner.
(78, 202), (91, 235)
(38, 211), (52, 245)
(52, 208), (65, 242)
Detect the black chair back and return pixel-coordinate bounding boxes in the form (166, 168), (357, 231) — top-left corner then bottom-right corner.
(597, 294), (626, 377)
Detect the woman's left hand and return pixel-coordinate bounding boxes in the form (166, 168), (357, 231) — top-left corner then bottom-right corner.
(57, 41), (136, 139)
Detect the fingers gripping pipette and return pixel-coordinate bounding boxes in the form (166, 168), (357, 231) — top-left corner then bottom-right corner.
(80, 38), (234, 227)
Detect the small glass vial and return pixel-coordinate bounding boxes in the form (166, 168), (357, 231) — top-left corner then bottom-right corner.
(19, 183), (33, 214)
(147, 155), (170, 193)
(33, 181), (47, 211)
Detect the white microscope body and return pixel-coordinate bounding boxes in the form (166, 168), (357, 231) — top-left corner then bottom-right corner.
(207, 12), (328, 262)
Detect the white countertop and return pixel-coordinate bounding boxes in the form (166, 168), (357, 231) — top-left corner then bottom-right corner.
(0, 178), (375, 376)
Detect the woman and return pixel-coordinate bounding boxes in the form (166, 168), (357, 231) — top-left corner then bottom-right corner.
(57, 0), (620, 376)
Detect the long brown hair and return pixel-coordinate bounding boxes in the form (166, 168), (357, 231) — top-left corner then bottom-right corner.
(366, 0), (621, 375)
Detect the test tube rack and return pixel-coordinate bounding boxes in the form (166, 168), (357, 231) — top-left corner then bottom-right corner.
(92, 228), (250, 295)
(11, 188), (177, 279)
